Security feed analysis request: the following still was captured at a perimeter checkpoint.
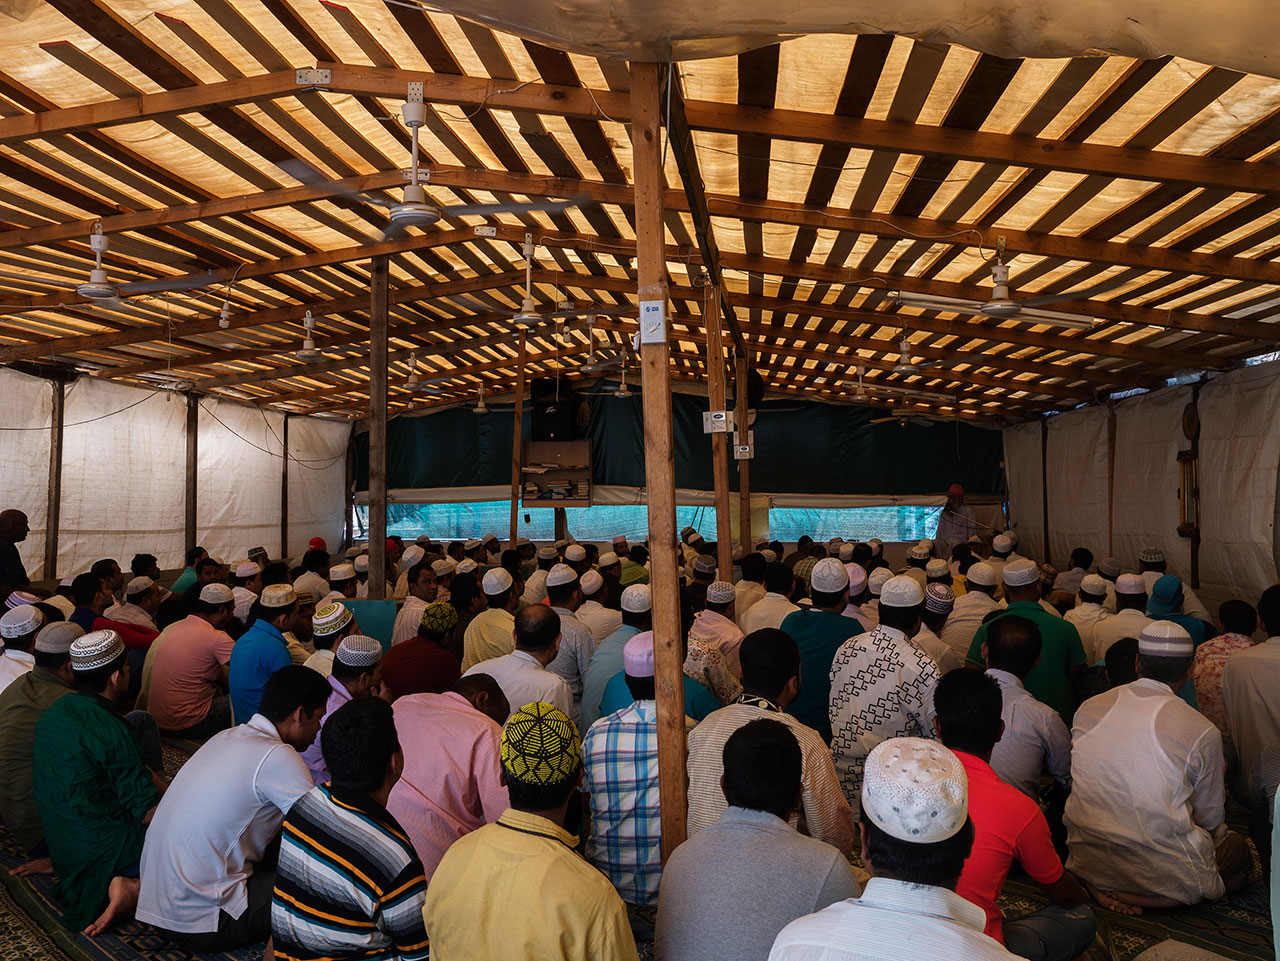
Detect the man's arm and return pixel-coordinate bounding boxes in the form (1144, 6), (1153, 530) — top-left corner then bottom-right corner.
(799, 736), (855, 855)
(379, 863), (431, 961)
(1040, 709), (1073, 787)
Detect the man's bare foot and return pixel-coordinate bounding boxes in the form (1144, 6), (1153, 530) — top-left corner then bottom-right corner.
(83, 876), (140, 937)
(263, 935), (274, 961)
(10, 857), (53, 877)
(1084, 880), (1143, 916)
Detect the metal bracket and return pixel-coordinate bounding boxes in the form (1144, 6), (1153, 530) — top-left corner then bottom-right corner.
(473, 225), (497, 238)
(406, 81), (424, 103)
(295, 68), (332, 87)
(401, 168), (431, 182)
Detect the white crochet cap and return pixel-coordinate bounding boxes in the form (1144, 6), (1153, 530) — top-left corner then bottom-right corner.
(261, 584), (297, 608)
(706, 581), (736, 605)
(0, 604), (42, 639)
(70, 629), (125, 671)
(1098, 558), (1121, 578)
(126, 576), (156, 595)
(456, 559), (479, 575)
(867, 567), (892, 597)
(565, 544), (587, 563)
(838, 543), (855, 562)
(925, 559), (950, 578)
(336, 634), (383, 668)
(580, 571), (604, 595)
(1003, 530), (1018, 547)
(200, 583), (235, 604)
(329, 563), (356, 582)
(545, 564), (578, 589)
(612, 535), (628, 546)
(1080, 574), (1108, 596)
(1002, 559), (1040, 588)
(34, 621), (84, 655)
(1115, 573), (1147, 595)
(847, 563), (867, 594)
(965, 562), (997, 587)
(908, 543), (931, 560)
(354, 555), (370, 573)
(483, 533), (499, 545)
(234, 561), (261, 579)
(463, 539), (482, 551)
(867, 538), (884, 555)
(809, 557), (850, 594)
(431, 558), (455, 577)
(537, 546), (559, 561)
(517, 537), (533, 548)
(482, 568), (513, 595)
(992, 534), (1013, 553)
(692, 555), (717, 575)
(862, 737), (968, 843)
(400, 545), (426, 569)
(598, 552), (620, 568)
(761, 550), (778, 563)
(621, 584), (652, 613)
(880, 575), (924, 608)
(1138, 620), (1194, 657)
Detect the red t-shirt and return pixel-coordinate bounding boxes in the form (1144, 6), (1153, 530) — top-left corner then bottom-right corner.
(954, 750), (1064, 942)
(381, 636), (461, 702)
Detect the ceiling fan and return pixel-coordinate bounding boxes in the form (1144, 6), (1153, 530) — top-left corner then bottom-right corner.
(472, 385), (490, 414)
(869, 406), (945, 428)
(579, 315), (627, 374)
(60, 223), (219, 309)
(847, 363), (956, 404)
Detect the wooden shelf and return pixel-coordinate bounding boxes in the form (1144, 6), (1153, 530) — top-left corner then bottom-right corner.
(521, 438), (592, 507)
(522, 498), (592, 509)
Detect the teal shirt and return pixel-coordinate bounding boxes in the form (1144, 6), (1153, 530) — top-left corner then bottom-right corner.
(229, 619), (292, 722)
(597, 671), (720, 724)
(579, 624), (641, 734)
(779, 607), (861, 743)
(966, 601), (1088, 722)
(171, 566), (198, 595)
(32, 692), (158, 930)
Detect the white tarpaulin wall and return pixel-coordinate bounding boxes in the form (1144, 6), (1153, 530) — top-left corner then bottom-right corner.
(0, 368), (51, 579)
(197, 401), (287, 564)
(286, 417), (352, 558)
(1003, 421), (1045, 564)
(1046, 407), (1111, 568)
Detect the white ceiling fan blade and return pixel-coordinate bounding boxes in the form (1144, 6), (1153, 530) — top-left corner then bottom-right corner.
(444, 197), (586, 218)
(891, 291), (989, 317)
(1006, 306), (1096, 328)
(119, 270), (221, 296)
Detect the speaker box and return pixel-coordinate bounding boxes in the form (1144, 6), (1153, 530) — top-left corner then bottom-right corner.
(532, 400), (573, 441)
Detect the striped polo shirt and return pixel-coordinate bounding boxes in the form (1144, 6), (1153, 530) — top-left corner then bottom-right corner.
(271, 783), (430, 961)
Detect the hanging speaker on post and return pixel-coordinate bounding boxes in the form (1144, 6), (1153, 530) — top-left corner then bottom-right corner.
(530, 377), (573, 440)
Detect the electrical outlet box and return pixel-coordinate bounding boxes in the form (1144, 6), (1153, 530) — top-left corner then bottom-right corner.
(473, 225), (497, 238)
(702, 410), (734, 433)
(638, 300), (666, 344)
(733, 443), (754, 460)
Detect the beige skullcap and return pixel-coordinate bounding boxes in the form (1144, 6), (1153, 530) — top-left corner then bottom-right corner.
(545, 563), (578, 589)
(329, 563), (356, 582)
(34, 621), (84, 655)
(200, 583), (235, 605)
(261, 584), (297, 608)
(908, 543), (931, 561)
(867, 538), (884, 554)
(125, 575), (156, 596)
(1002, 559), (1040, 588)
(838, 543), (855, 562)
(234, 561), (261, 579)
(1080, 574), (1108, 596)
(1115, 573), (1147, 595)
(692, 555), (717, 575)
(612, 535), (627, 546)
(482, 567), (513, 595)
(880, 575), (924, 608)
(553, 539), (570, 550)
(761, 549), (778, 563)
(621, 584), (652, 613)
(464, 539), (482, 551)
(598, 552), (620, 568)
(483, 533), (499, 545)
(70, 629), (125, 671)
(400, 545), (426, 569)
(565, 544), (587, 563)
(455, 559), (479, 575)
(1138, 620), (1195, 657)
(580, 570), (604, 595)
(537, 546), (558, 561)
(345, 546), (362, 559)
(313, 602), (354, 637)
(0, 604), (42, 639)
(431, 558), (455, 577)
(809, 557), (850, 594)
(867, 567), (892, 597)
(517, 537), (533, 548)
(354, 555), (369, 573)
(925, 558), (950, 578)
(862, 737), (968, 843)
(336, 633), (383, 668)
(706, 581), (736, 605)
(294, 590), (316, 606)
(965, 562), (997, 587)
(992, 534), (1013, 553)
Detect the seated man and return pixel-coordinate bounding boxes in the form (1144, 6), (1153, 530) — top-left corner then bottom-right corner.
(1147, 574), (1211, 646)
(1064, 574), (1112, 665)
(936, 669), (1095, 960)
(424, 702), (638, 960)
(1221, 585), (1280, 800)
(105, 576), (163, 631)
(137, 666), (330, 951)
(544, 564), (597, 721)
(687, 582), (745, 676)
(739, 562), (799, 634)
(461, 568), (521, 671)
(381, 600), (461, 701)
(301, 635), (388, 784)
(391, 558), (439, 645)
(386, 674), (509, 880)
(657, 718), (860, 961)
(1065, 621), (1251, 912)
(687, 629), (853, 854)
(304, 600), (358, 677)
(780, 558), (858, 742)
(272, 697), (430, 961)
(146, 583), (236, 739)
(33, 631), (163, 935)
(579, 585), (651, 733)
(1192, 598), (1258, 747)
(462, 604), (572, 722)
(576, 570), (623, 643)
(769, 737), (1018, 960)
(230, 584), (302, 723)
(0, 602), (41, 692)
(230, 560), (262, 626)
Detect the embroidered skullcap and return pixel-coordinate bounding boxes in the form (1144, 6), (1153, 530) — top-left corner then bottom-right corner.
(621, 584), (652, 613)
(810, 557), (850, 594)
(693, 555), (718, 575)
(234, 561), (261, 579)
(5, 590), (38, 610)
(501, 701), (581, 786)
(761, 550), (778, 563)
(1139, 547), (1165, 564)
(1003, 559), (1039, 588)
(1080, 574), (1108, 597)
(992, 534), (1013, 554)
(880, 575), (924, 608)
(1115, 573), (1147, 595)
(868, 567), (892, 597)
(482, 567), (513, 595)
(400, 545), (425, 569)
(464, 539), (482, 551)
(545, 564), (578, 589)
(354, 555), (369, 573)
(1037, 563), (1057, 589)
(862, 737), (968, 843)
(838, 543), (855, 563)
(966, 562), (997, 587)
(200, 583), (235, 605)
(456, 559), (478, 575)
(35, 621), (83, 655)
(1098, 557), (1121, 578)
(431, 558), (455, 577)
(565, 544), (587, 563)
(70, 629), (125, 671)
(308, 537), (327, 551)
(336, 634), (383, 668)
(612, 535), (628, 546)
(483, 533), (499, 546)
(537, 546), (559, 561)
(313, 602), (354, 637)
(623, 631), (656, 678)
(261, 584), (297, 608)
(948, 483), (965, 497)
(329, 563), (356, 583)
(517, 537), (533, 548)
(706, 581), (736, 605)
(924, 583), (956, 615)
(847, 562), (867, 595)
(580, 571), (604, 596)
(294, 590), (316, 606)
(598, 552), (620, 568)
(908, 543), (931, 561)
(925, 559), (950, 579)
(553, 539), (570, 550)
(0, 604), (42, 639)
(1138, 620), (1195, 657)
(419, 601), (458, 634)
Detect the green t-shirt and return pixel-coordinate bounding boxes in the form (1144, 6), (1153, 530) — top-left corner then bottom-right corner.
(966, 601), (1087, 723)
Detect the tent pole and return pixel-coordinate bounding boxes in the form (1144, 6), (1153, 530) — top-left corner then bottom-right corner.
(185, 393), (198, 556)
(705, 286), (732, 577)
(1106, 404), (1116, 557)
(631, 60), (686, 861)
(509, 332), (527, 549)
(280, 414), (289, 560)
(735, 353), (752, 549)
(43, 379), (63, 580)
(368, 254), (389, 600)
(1040, 416), (1050, 566)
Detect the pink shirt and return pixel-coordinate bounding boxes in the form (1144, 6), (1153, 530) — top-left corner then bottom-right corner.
(301, 674), (352, 785)
(386, 691), (509, 880)
(148, 615), (234, 730)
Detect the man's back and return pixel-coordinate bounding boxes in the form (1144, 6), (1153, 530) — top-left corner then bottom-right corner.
(380, 636), (460, 701)
(579, 625), (640, 733)
(940, 591), (999, 657)
(656, 806), (860, 961)
(462, 650), (572, 721)
(461, 607), (515, 672)
(967, 603), (1087, 722)
(740, 592), (799, 634)
(0, 667), (70, 853)
(547, 607), (595, 717)
(779, 607), (856, 742)
(1064, 603), (1112, 664)
(229, 621), (290, 722)
(149, 615), (233, 730)
(1222, 639), (1280, 799)
(986, 669), (1072, 799)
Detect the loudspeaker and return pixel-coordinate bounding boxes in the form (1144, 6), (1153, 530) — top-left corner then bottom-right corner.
(532, 400), (573, 440)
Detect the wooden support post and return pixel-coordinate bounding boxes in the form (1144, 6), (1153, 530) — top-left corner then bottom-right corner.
(185, 394), (198, 554)
(368, 255), (389, 600)
(1040, 415), (1050, 566)
(735, 353), (752, 549)
(509, 332), (527, 549)
(344, 433), (355, 550)
(280, 414), (290, 560)
(705, 287), (732, 578)
(43, 379), (64, 580)
(1106, 405), (1116, 557)
(631, 61), (686, 861)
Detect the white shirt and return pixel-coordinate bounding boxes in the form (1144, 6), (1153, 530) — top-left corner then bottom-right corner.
(767, 877), (1018, 961)
(576, 600), (623, 644)
(547, 607), (596, 720)
(733, 580), (767, 620)
(231, 587), (257, 625)
(940, 590), (1002, 658)
(392, 595), (429, 645)
(464, 649), (572, 722)
(911, 624), (962, 674)
(522, 568), (549, 606)
(858, 599), (879, 627)
(1221, 638), (1280, 801)
(292, 571), (329, 605)
(1090, 608), (1153, 663)
(1064, 603), (1113, 664)
(841, 604), (873, 634)
(986, 668), (1072, 798)
(740, 592), (799, 634)
(303, 648), (334, 677)
(136, 714), (313, 933)
(104, 601), (158, 630)
(1052, 567), (1087, 597)
(934, 505), (978, 559)
(688, 609), (746, 676)
(393, 570), (410, 601)
(0, 649), (34, 695)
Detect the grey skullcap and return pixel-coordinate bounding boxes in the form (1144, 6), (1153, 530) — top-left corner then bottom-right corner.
(35, 621), (85, 655)
(1098, 557), (1121, 578)
(692, 555), (717, 575)
(336, 634), (383, 668)
(537, 546), (559, 561)
(0, 604), (43, 639)
(706, 581), (736, 605)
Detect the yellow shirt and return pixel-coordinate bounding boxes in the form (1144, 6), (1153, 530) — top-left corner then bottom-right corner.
(423, 809), (638, 961)
(460, 607), (516, 672)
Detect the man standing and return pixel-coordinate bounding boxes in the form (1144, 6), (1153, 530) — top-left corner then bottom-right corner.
(137, 667), (330, 951)
(463, 604), (573, 722)
(545, 563), (597, 721)
(381, 601), (462, 701)
(580, 585), (651, 733)
(741, 562), (800, 634)
(392, 559), (440, 645)
(462, 568), (521, 671)
(779, 558), (857, 741)
(229, 584), (301, 723)
(934, 484), (977, 559)
(0, 509), (31, 596)
(300, 635), (387, 784)
(146, 583), (237, 739)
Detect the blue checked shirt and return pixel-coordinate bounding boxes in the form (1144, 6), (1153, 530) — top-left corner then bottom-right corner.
(581, 699), (663, 905)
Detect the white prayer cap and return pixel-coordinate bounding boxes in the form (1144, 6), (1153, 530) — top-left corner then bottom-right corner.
(810, 558), (850, 594)
(0, 604), (42, 639)
(623, 631), (655, 677)
(200, 583), (235, 605)
(880, 575), (924, 608)
(430, 558), (454, 577)
(1139, 547), (1165, 564)
(1115, 573), (1147, 595)
(867, 538), (884, 555)
(613, 535), (628, 546)
(992, 534), (1013, 554)
(336, 634), (383, 668)
(6, 590), (38, 609)
(464, 539), (482, 551)
(966, 562), (997, 587)
(692, 555), (717, 576)
(1002, 559), (1039, 588)
(598, 552), (620, 568)
(261, 584), (297, 608)
(313, 602), (354, 637)
(125, 576), (156, 596)
(706, 581), (736, 605)
(924, 583), (955, 615)
(621, 584), (652, 613)
(1138, 620), (1194, 657)
(345, 546), (362, 559)
(329, 563), (356, 582)
(537, 546), (559, 561)
(400, 545), (426, 568)
(565, 545), (587, 563)
(545, 564), (578, 589)
(517, 537), (533, 548)
(483, 533), (499, 545)
(580, 571), (604, 595)
(847, 563), (867, 595)
(456, 559), (479, 575)
(354, 555), (370, 573)
(761, 550), (778, 563)
(1080, 574), (1108, 597)
(1098, 558), (1121, 578)
(70, 629), (125, 671)
(234, 561), (261, 579)
(925, 559), (949, 579)
(59, 575), (75, 588)
(1003, 530), (1018, 546)
(908, 543), (931, 561)
(868, 567), (892, 597)
(482, 568), (513, 595)
(862, 738), (968, 843)
(838, 543), (855, 562)
(35, 621), (83, 655)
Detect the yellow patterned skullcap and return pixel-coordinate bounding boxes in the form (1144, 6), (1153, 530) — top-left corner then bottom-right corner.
(419, 601), (458, 634)
(500, 702), (581, 786)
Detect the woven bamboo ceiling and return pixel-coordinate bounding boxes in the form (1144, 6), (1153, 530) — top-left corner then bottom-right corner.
(0, 2), (1278, 424)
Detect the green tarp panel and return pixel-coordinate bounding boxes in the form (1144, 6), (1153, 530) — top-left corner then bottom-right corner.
(342, 600), (397, 652)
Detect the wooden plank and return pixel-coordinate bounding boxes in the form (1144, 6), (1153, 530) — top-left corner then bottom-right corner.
(509, 332), (527, 549)
(43, 378), (63, 579)
(367, 255), (389, 600)
(280, 414), (290, 560)
(185, 393), (198, 553)
(704, 286), (733, 576)
(735, 352), (752, 547)
(631, 61), (686, 861)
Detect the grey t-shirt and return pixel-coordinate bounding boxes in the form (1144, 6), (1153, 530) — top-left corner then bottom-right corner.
(655, 805), (861, 961)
